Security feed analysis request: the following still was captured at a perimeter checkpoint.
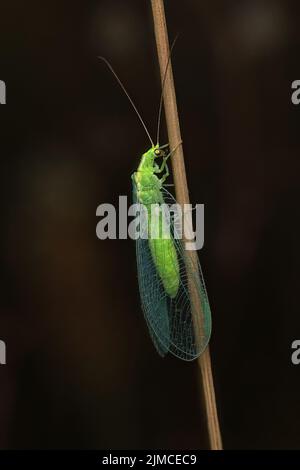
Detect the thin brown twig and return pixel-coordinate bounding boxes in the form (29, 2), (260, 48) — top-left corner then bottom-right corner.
(150, 0), (223, 450)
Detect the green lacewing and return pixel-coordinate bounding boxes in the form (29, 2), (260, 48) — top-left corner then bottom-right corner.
(100, 52), (211, 360)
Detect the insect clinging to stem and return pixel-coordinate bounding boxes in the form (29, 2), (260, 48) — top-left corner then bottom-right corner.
(99, 42), (211, 360)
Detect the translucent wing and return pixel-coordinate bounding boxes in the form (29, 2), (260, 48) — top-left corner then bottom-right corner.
(133, 182), (211, 361)
(136, 235), (171, 357)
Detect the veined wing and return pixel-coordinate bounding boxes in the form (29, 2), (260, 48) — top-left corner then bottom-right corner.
(160, 186), (211, 360)
(133, 180), (171, 356)
(133, 181), (211, 360)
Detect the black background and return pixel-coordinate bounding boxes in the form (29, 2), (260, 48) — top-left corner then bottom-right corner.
(0, 0), (300, 449)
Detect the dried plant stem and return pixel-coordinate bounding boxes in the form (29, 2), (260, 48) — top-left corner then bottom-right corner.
(150, 0), (222, 450)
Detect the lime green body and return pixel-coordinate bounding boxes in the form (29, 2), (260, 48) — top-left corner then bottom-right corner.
(132, 145), (179, 298)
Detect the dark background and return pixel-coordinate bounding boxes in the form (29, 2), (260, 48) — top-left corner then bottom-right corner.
(0, 0), (299, 449)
